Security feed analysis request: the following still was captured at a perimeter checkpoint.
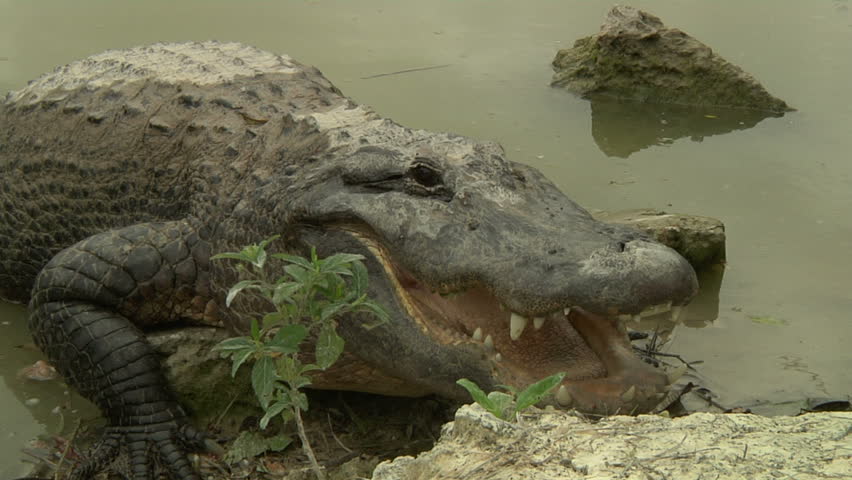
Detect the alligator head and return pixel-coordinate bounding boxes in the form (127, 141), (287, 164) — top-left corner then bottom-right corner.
(275, 106), (698, 415)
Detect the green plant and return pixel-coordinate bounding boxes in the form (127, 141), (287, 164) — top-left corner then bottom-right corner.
(211, 236), (389, 480)
(456, 372), (566, 422)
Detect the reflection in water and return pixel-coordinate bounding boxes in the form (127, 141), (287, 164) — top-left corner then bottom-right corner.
(682, 267), (725, 329)
(626, 266), (723, 346)
(589, 99), (783, 158)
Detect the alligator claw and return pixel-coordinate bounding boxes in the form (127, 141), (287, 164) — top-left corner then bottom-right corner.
(68, 422), (211, 480)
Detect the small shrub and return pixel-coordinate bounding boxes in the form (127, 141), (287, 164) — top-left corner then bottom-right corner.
(456, 372), (566, 421)
(212, 236), (388, 479)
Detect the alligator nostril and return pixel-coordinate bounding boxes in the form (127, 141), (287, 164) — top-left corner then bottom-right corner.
(617, 241), (627, 252)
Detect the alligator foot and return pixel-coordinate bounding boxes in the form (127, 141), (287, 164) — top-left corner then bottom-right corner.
(67, 422), (215, 480)
(26, 221), (222, 479)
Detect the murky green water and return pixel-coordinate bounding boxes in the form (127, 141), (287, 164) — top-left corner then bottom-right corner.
(1, 0), (851, 474)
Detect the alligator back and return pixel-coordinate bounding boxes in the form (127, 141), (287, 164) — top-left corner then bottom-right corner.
(0, 42), (342, 303)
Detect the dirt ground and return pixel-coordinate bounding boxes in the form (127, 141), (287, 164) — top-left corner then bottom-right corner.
(21, 391), (456, 480)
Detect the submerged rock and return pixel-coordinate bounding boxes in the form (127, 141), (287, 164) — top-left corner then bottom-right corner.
(552, 5), (794, 113)
(372, 403), (852, 479)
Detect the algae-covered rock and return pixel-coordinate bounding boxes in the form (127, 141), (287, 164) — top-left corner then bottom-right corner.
(148, 327), (253, 425)
(372, 403), (852, 480)
(552, 5), (794, 113)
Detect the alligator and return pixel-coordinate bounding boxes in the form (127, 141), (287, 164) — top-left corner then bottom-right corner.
(0, 42), (698, 479)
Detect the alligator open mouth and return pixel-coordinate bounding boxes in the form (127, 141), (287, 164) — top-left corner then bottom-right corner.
(347, 228), (687, 415)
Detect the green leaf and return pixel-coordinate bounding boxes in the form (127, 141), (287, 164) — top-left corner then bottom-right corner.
(354, 301), (390, 328)
(212, 336), (255, 352)
(225, 280), (261, 307)
(222, 431), (292, 464)
(266, 324), (307, 354)
(251, 356), (277, 410)
(299, 363), (321, 374)
(320, 302), (349, 322)
(211, 252), (254, 264)
(320, 253), (364, 276)
(230, 348), (256, 378)
(456, 379), (499, 418)
(487, 391), (514, 420)
(515, 372), (567, 413)
(259, 399), (290, 430)
(351, 260), (369, 297)
(262, 311), (287, 329)
(271, 253), (314, 270)
(272, 282), (301, 306)
(290, 390), (309, 411)
(266, 433), (292, 452)
(250, 318), (260, 341)
(496, 384), (519, 395)
(315, 324), (345, 370)
(287, 374), (312, 390)
(254, 247), (268, 269)
(257, 235), (281, 251)
(284, 264), (308, 283)
(275, 355), (300, 380)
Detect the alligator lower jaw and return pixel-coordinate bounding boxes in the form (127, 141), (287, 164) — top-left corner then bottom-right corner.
(343, 228), (683, 415)
(403, 285), (679, 415)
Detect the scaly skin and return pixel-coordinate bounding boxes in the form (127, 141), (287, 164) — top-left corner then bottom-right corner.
(28, 222), (214, 479)
(0, 42), (698, 479)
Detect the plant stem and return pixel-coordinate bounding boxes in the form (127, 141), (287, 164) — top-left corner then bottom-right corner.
(294, 406), (325, 480)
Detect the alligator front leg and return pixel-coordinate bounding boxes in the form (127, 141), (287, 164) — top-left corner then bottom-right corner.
(28, 220), (217, 480)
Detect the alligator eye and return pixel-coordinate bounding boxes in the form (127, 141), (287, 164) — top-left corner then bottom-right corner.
(410, 163), (442, 187)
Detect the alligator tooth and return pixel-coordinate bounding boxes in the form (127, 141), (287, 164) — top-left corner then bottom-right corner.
(632, 314), (641, 323)
(533, 317), (546, 330)
(620, 385), (637, 403)
(617, 314), (632, 322)
(556, 385), (573, 407)
(671, 306), (683, 323)
(472, 327), (483, 342)
(510, 313), (529, 340)
(495, 353), (503, 362)
(666, 365), (688, 384)
(484, 334), (494, 352)
(563, 307), (571, 316)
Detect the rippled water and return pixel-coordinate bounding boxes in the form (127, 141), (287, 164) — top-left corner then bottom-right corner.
(1, 0), (851, 475)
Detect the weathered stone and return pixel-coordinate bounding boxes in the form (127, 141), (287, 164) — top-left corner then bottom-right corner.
(596, 209), (726, 270)
(552, 6), (793, 113)
(372, 403), (852, 480)
(148, 327), (253, 426)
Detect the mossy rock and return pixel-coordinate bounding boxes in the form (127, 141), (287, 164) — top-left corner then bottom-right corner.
(552, 6), (793, 113)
